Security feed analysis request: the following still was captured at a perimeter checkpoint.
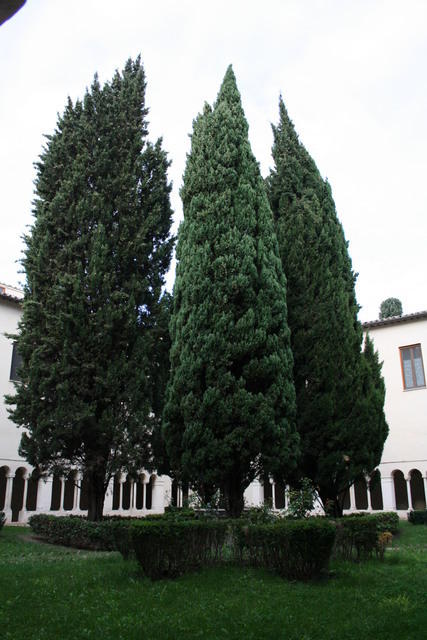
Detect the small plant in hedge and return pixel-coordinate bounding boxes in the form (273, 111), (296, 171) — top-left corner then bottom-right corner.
(241, 504), (278, 524)
(376, 531), (393, 560)
(0, 512), (5, 531)
(286, 478), (317, 519)
(408, 510), (427, 525)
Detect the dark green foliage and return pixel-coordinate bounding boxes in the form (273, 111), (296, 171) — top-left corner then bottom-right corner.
(131, 517), (335, 581)
(132, 519), (229, 579)
(234, 518), (336, 579)
(267, 98), (388, 515)
(371, 511), (400, 534)
(28, 514), (118, 550)
(408, 509), (427, 524)
(163, 67), (298, 517)
(334, 516), (378, 560)
(0, 511), (5, 531)
(379, 297), (403, 319)
(7, 58), (174, 520)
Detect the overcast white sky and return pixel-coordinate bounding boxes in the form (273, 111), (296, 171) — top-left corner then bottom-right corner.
(1, 0), (426, 321)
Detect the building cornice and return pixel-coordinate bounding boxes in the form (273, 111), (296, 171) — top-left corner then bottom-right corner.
(363, 310), (427, 330)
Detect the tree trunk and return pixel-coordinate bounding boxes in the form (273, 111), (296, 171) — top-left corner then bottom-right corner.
(87, 466), (106, 521)
(224, 475), (245, 518)
(319, 487), (344, 518)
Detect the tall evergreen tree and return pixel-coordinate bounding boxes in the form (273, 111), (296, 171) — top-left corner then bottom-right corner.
(7, 58), (174, 520)
(163, 67), (298, 517)
(267, 97), (387, 515)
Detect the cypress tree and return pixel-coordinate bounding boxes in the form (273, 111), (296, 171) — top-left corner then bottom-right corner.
(163, 67), (298, 517)
(267, 97), (387, 515)
(7, 58), (174, 520)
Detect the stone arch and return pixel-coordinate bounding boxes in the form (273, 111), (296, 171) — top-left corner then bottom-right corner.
(63, 470), (76, 511)
(409, 469), (426, 510)
(146, 475), (154, 510)
(393, 470), (408, 510)
(0, 465), (10, 510)
(274, 482), (286, 510)
(171, 478), (178, 507)
(340, 487), (351, 510)
(354, 477), (368, 510)
(135, 474), (146, 510)
(11, 467), (27, 522)
(50, 474), (62, 511)
(122, 475), (132, 510)
(369, 470), (384, 510)
(263, 475), (273, 506)
(112, 474), (121, 510)
(26, 469), (40, 512)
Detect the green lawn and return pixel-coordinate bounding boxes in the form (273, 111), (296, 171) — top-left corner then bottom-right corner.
(0, 521), (426, 640)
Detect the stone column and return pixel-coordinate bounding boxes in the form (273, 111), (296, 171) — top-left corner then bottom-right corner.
(365, 476), (372, 511)
(103, 477), (114, 515)
(272, 482), (276, 511)
(4, 473), (14, 521)
(37, 475), (53, 513)
(74, 474), (82, 511)
(119, 477), (124, 513)
(20, 473), (29, 522)
(58, 477), (65, 512)
(349, 483), (356, 511)
(142, 480), (147, 511)
(406, 475), (413, 510)
(151, 475), (166, 513)
(423, 476), (427, 507)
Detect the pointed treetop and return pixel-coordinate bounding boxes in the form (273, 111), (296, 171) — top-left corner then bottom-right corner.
(216, 64), (241, 107)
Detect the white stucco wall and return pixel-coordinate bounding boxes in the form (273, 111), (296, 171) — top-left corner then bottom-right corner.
(365, 317), (427, 478)
(0, 297), (25, 464)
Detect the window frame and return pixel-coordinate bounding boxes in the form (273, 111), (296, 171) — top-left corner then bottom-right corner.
(399, 343), (426, 390)
(9, 342), (23, 382)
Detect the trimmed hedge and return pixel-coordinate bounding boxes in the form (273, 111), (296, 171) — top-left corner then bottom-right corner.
(132, 519), (229, 579)
(371, 511), (400, 534)
(334, 516), (378, 560)
(408, 510), (427, 525)
(234, 519), (336, 580)
(28, 514), (119, 550)
(132, 518), (335, 581)
(0, 511), (5, 531)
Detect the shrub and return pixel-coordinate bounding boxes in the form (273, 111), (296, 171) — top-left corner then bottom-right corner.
(0, 512), (5, 531)
(132, 519), (229, 579)
(334, 516), (378, 560)
(28, 514), (119, 550)
(408, 510), (427, 525)
(371, 511), (400, 534)
(240, 505), (278, 524)
(286, 478), (316, 519)
(234, 518), (336, 580)
(376, 531), (393, 560)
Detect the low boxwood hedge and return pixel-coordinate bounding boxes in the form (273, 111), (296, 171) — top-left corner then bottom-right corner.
(28, 514), (119, 550)
(334, 516), (378, 560)
(132, 519), (229, 579)
(131, 518), (335, 581)
(408, 510), (427, 525)
(234, 518), (336, 580)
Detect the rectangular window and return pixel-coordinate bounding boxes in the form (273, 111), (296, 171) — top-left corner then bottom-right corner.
(400, 344), (425, 389)
(10, 343), (23, 382)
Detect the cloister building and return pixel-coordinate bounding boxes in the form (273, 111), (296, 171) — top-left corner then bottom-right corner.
(0, 282), (426, 522)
